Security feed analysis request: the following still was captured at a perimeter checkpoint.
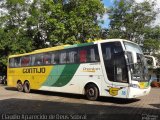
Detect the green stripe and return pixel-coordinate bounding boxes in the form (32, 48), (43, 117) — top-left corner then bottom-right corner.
(145, 82), (150, 87)
(52, 64), (80, 87)
(42, 64), (80, 87)
(42, 65), (65, 86)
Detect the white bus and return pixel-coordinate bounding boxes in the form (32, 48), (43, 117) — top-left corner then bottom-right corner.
(145, 55), (158, 69)
(8, 39), (150, 100)
(145, 55), (159, 82)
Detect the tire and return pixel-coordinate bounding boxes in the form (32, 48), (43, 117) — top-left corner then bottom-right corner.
(85, 84), (99, 101)
(17, 81), (23, 92)
(23, 81), (30, 93)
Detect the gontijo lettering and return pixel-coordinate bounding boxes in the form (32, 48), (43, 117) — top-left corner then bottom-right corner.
(23, 67), (46, 73)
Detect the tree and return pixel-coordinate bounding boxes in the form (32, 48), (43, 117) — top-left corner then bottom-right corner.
(107, 0), (157, 44)
(23, 0), (105, 48)
(0, 0), (32, 64)
(0, 0), (105, 72)
(143, 26), (160, 54)
(0, 0), (105, 49)
(100, 28), (108, 39)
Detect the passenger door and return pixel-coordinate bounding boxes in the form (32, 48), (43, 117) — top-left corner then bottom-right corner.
(101, 42), (129, 98)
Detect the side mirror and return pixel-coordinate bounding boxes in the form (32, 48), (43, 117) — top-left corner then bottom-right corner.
(126, 51), (137, 64)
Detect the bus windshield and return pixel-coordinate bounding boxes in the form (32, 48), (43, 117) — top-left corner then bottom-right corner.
(124, 42), (143, 54)
(124, 42), (148, 82)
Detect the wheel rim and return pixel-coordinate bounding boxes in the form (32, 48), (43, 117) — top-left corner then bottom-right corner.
(85, 85), (99, 101)
(25, 83), (29, 91)
(24, 82), (30, 93)
(88, 88), (95, 97)
(17, 83), (23, 91)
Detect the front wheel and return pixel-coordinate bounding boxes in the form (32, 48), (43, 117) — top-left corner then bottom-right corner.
(85, 84), (99, 101)
(24, 81), (30, 93)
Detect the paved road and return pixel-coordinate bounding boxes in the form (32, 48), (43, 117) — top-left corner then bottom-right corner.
(0, 84), (160, 120)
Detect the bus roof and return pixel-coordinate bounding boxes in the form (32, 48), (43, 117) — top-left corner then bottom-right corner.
(9, 44), (70, 58)
(9, 39), (137, 58)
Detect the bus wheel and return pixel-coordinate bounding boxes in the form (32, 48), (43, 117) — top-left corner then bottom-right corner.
(17, 81), (23, 92)
(85, 84), (99, 101)
(24, 81), (30, 93)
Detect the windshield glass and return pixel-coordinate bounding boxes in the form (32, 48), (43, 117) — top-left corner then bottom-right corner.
(124, 42), (149, 82)
(124, 42), (143, 54)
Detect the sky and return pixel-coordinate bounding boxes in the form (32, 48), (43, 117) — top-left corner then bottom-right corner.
(101, 0), (160, 28)
(100, 0), (113, 28)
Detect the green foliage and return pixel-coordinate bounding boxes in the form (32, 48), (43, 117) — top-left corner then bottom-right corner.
(143, 39), (160, 52)
(107, 0), (157, 44)
(107, 0), (160, 58)
(0, 0), (105, 73)
(23, 0), (105, 47)
(143, 26), (160, 53)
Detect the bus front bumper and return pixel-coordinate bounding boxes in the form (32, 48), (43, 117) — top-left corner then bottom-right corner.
(128, 86), (151, 98)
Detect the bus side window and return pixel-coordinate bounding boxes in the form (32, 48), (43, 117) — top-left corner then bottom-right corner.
(51, 52), (59, 64)
(89, 45), (100, 62)
(9, 58), (15, 68)
(21, 56), (31, 67)
(59, 51), (67, 64)
(67, 49), (78, 63)
(79, 45), (100, 63)
(43, 52), (51, 65)
(79, 49), (87, 63)
(32, 54), (43, 66)
(14, 57), (21, 67)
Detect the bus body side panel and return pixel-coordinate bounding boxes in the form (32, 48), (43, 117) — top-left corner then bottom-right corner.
(7, 66), (53, 89)
(39, 63), (104, 95)
(40, 64), (80, 94)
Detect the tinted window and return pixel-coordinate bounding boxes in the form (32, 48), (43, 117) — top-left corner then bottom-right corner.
(89, 45), (99, 62)
(14, 57), (21, 67)
(59, 51), (67, 64)
(101, 42), (128, 83)
(9, 58), (14, 68)
(67, 48), (78, 63)
(32, 54), (43, 66)
(43, 52), (51, 65)
(79, 49), (87, 63)
(78, 45), (99, 63)
(51, 52), (59, 64)
(21, 56), (31, 67)
(9, 45), (100, 67)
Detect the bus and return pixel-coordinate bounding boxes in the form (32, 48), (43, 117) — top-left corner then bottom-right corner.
(145, 55), (158, 69)
(7, 39), (151, 100)
(145, 55), (160, 82)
